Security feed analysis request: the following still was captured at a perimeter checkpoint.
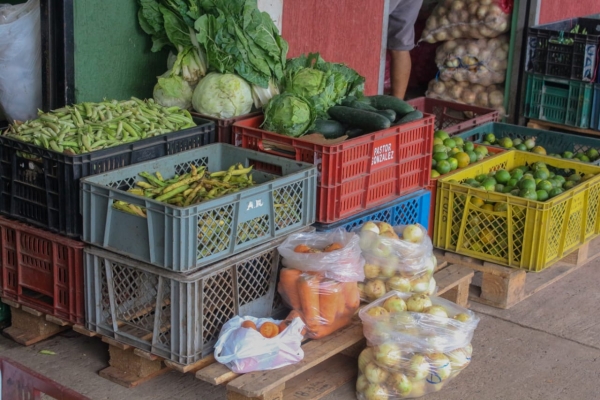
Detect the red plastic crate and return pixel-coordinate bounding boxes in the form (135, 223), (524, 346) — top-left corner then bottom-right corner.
(0, 216), (84, 325)
(407, 97), (500, 136)
(233, 115), (434, 223)
(427, 145), (505, 238)
(1, 357), (89, 399)
(191, 111), (262, 144)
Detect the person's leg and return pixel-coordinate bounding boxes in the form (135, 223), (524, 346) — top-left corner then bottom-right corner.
(390, 50), (411, 99)
(387, 0), (423, 100)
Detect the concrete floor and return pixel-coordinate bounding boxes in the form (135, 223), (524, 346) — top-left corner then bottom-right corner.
(2, 258), (599, 400)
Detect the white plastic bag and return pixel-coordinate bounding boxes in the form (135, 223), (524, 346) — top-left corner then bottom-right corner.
(0, 0), (42, 122)
(214, 316), (305, 374)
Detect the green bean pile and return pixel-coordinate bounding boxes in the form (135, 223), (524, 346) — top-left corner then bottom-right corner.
(3, 97), (196, 155)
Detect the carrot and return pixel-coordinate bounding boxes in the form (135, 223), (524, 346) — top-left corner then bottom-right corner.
(297, 273), (321, 333)
(277, 268), (302, 309)
(319, 279), (342, 325)
(309, 314), (352, 339)
(342, 282), (361, 311)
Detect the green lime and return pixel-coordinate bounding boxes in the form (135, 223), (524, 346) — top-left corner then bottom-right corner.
(484, 133), (496, 143)
(466, 150), (477, 163)
(563, 181), (576, 190)
(536, 190), (549, 201)
(433, 144), (447, 153)
(443, 138), (456, 149)
(548, 187), (564, 198)
(507, 178), (519, 187)
(493, 202), (508, 212)
(448, 157), (458, 171)
(533, 168), (550, 180)
(434, 130), (450, 140)
(464, 142), (475, 152)
(567, 173), (582, 182)
(495, 184), (505, 192)
(453, 137), (464, 147)
(515, 143), (528, 151)
(432, 159), (437, 168)
(465, 178), (479, 186)
(562, 151), (574, 159)
(433, 152), (449, 162)
(476, 174), (488, 183)
(510, 169), (524, 180)
(431, 170), (440, 178)
(518, 178), (536, 191)
(502, 185), (514, 193)
(582, 173), (596, 181)
(510, 189), (521, 196)
(586, 148), (599, 161)
(519, 189), (538, 200)
(532, 162), (547, 171)
(494, 169), (511, 184)
(537, 180), (553, 192)
(482, 178), (497, 191)
(499, 137), (513, 149)
(474, 146), (488, 156)
(512, 138), (523, 146)
(554, 175), (566, 185)
(436, 160), (451, 175)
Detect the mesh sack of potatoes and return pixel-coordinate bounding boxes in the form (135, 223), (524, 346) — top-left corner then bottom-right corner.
(356, 291), (480, 399)
(421, 0), (513, 44)
(351, 223), (437, 303)
(426, 80), (506, 116)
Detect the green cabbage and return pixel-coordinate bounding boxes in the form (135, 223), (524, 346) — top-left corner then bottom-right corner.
(153, 72), (193, 109)
(192, 72), (253, 118)
(262, 93), (316, 137)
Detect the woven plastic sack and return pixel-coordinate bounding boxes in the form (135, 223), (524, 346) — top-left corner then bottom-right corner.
(356, 291), (480, 398)
(214, 316), (305, 373)
(352, 223), (436, 302)
(421, 0), (513, 44)
(0, 0), (42, 122)
(436, 36), (509, 85)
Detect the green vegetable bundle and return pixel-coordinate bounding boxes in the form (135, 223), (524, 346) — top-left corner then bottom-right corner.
(2, 98), (196, 155)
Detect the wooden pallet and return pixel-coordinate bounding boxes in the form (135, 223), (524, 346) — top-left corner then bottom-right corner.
(440, 235), (600, 309)
(0, 300), (71, 345)
(527, 119), (600, 138)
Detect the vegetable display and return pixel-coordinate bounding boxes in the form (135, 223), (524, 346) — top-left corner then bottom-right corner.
(357, 291), (480, 399)
(421, 0), (512, 43)
(353, 223), (436, 302)
(2, 97), (196, 155)
(277, 229), (365, 339)
(436, 36), (509, 86)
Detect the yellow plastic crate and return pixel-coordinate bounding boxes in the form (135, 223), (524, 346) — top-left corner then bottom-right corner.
(434, 150), (600, 271)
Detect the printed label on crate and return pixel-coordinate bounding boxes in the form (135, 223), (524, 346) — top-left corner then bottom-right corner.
(371, 138), (397, 167)
(583, 44), (597, 82)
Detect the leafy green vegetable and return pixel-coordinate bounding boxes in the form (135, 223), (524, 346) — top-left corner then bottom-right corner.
(282, 53), (365, 117)
(262, 93), (317, 137)
(192, 72), (254, 118)
(154, 72), (193, 109)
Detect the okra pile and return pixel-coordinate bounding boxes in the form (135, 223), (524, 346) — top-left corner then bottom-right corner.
(2, 97), (196, 154)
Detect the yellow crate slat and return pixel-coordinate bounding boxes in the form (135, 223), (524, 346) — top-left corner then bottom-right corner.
(434, 150), (600, 272)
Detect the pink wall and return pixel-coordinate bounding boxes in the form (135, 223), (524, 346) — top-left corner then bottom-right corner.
(539, 0), (600, 24)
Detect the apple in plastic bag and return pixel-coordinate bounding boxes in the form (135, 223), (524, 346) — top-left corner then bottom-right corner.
(374, 342), (403, 367)
(364, 362), (389, 384)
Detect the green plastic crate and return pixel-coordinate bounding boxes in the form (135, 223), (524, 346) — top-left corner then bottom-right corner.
(525, 73), (594, 129)
(456, 122), (600, 165)
(81, 144), (317, 273)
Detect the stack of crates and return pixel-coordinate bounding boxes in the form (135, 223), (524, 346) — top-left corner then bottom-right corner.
(0, 114), (217, 329)
(524, 17), (600, 129)
(79, 143), (317, 366)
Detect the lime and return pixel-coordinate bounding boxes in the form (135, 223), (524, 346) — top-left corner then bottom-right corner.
(450, 147), (461, 155)
(466, 150), (477, 163)
(519, 189), (538, 200)
(518, 178), (536, 191)
(510, 169), (524, 180)
(433, 152), (449, 162)
(495, 184), (505, 192)
(453, 137), (464, 147)
(532, 162), (547, 171)
(494, 169), (511, 184)
(448, 157), (458, 171)
(534, 168), (550, 181)
(455, 152), (471, 168)
(515, 143), (528, 151)
(548, 187), (563, 198)
(431, 170), (440, 178)
(512, 138), (523, 146)
(582, 173), (596, 181)
(482, 204), (495, 212)
(464, 142), (475, 152)
(482, 178), (497, 191)
(510, 189), (520, 196)
(432, 159), (437, 168)
(484, 133), (496, 143)
(537, 180), (553, 192)
(476, 174), (488, 183)
(524, 138), (536, 150)
(499, 137), (513, 149)
(433, 144), (447, 153)
(502, 186), (514, 193)
(507, 178), (519, 187)
(586, 148), (599, 161)
(536, 190), (549, 201)
(523, 173), (534, 180)
(444, 138), (457, 148)
(532, 146), (547, 155)
(465, 178), (479, 186)
(554, 175), (566, 185)
(493, 202), (508, 212)
(482, 141), (491, 145)
(549, 172), (555, 178)
(474, 146), (489, 156)
(567, 173), (582, 182)
(562, 151), (574, 159)
(563, 181), (576, 190)
(436, 160), (451, 175)
(434, 130), (450, 140)
(470, 197), (485, 207)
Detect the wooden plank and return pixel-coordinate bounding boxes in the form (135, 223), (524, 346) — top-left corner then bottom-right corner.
(99, 365), (169, 389)
(3, 307), (66, 346)
(164, 355), (215, 373)
(134, 348), (161, 361)
(21, 306), (43, 317)
(227, 322), (364, 398)
(1, 298), (20, 308)
(435, 265), (474, 296)
(73, 325), (97, 337)
(282, 354), (357, 400)
(46, 314), (70, 327)
(527, 120), (600, 138)
(227, 384), (285, 400)
(100, 345), (169, 389)
(197, 363), (240, 386)
(101, 336), (131, 351)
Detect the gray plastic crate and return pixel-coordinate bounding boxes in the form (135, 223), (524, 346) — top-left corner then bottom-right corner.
(81, 144), (317, 272)
(84, 229), (311, 366)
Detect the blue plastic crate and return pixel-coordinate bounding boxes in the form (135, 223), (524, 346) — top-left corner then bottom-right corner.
(313, 190), (430, 232)
(456, 122), (600, 165)
(592, 84), (600, 131)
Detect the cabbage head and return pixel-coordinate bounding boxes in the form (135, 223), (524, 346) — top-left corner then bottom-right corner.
(192, 73), (253, 118)
(262, 93), (316, 137)
(153, 73), (194, 110)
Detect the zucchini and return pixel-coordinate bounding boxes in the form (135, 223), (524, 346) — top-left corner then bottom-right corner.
(373, 109), (396, 123)
(328, 106), (391, 132)
(367, 95), (415, 117)
(307, 119), (346, 139)
(393, 110), (423, 125)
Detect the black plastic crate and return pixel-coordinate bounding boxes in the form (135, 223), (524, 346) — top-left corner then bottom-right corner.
(0, 117), (215, 238)
(526, 17), (600, 82)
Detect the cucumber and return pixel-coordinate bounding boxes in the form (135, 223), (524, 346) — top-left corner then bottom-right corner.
(346, 100), (378, 112)
(393, 110), (423, 125)
(367, 95), (415, 117)
(345, 128), (365, 138)
(328, 106), (391, 132)
(307, 119), (346, 139)
(373, 109), (396, 123)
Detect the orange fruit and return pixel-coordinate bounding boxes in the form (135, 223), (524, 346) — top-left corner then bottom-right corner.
(324, 242), (344, 252)
(259, 322), (280, 338)
(294, 244), (312, 253)
(241, 320), (257, 330)
(455, 152), (471, 168)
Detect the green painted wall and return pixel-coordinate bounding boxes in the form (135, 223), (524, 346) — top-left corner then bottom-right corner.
(73, 0), (169, 102)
